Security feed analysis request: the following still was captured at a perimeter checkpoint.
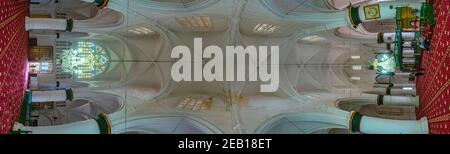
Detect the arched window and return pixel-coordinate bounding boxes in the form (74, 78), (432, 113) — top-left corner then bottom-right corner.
(61, 41), (110, 79)
(373, 54), (396, 74)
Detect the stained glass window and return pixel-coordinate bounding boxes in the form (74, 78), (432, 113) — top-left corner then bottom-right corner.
(61, 41), (110, 79)
(373, 54), (396, 74)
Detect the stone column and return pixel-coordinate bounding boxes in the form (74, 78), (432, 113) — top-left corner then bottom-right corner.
(348, 1), (420, 29)
(373, 83), (415, 89)
(364, 88), (416, 96)
(31, 89), (74, 103)
(377, 32), (418, 44)
(14, 113), (112, 134)
(348, 111), (428, 134)
(25, 17), (73, 32)
(31, 31), (89, 39)
(25, 9), (123, 32)
(376, 95), (420, 107)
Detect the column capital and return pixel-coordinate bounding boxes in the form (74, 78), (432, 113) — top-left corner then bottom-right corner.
(94, 0), (110, 9)
(65, 88), (74, 101)
(66, 19), (73, 32)
(95, 113), (112, 134)
(377, 95), (384, 105)
(348, 111), (363, 133)
(377, 32), (384, 43)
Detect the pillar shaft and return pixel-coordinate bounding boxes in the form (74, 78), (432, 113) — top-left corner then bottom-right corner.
(38, 81), (65, 90)
(19, 113), (111, 134)
(25, 17), (72, 31)
(31, 89), (73, 103)
(25, 119), (100, 134)
(31, 31), (89, 39)
(365, 88), (416, 96)
(360, 116), (428, 134)
(378, 32), (417, 44)
(390, 89), (416, 96)
(25, 9), (122, 32)
(377, 95), (420, 107)
(57, 32), (89, 39)
(348, 111), (428, 134)
(374, 83), (415, 89)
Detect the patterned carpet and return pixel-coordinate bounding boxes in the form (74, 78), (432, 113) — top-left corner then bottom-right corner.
(416, 0), (450, 134)
(0, 0), (29, 134)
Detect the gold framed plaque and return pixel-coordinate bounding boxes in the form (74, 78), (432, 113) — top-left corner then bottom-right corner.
(364, 4), (381, 20)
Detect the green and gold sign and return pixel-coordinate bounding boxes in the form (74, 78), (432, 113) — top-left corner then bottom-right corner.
(364, 4), (381, 20)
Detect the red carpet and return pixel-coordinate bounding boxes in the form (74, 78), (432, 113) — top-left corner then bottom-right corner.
(0, 0), (29, 134)
(416, 0), (450, 134)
